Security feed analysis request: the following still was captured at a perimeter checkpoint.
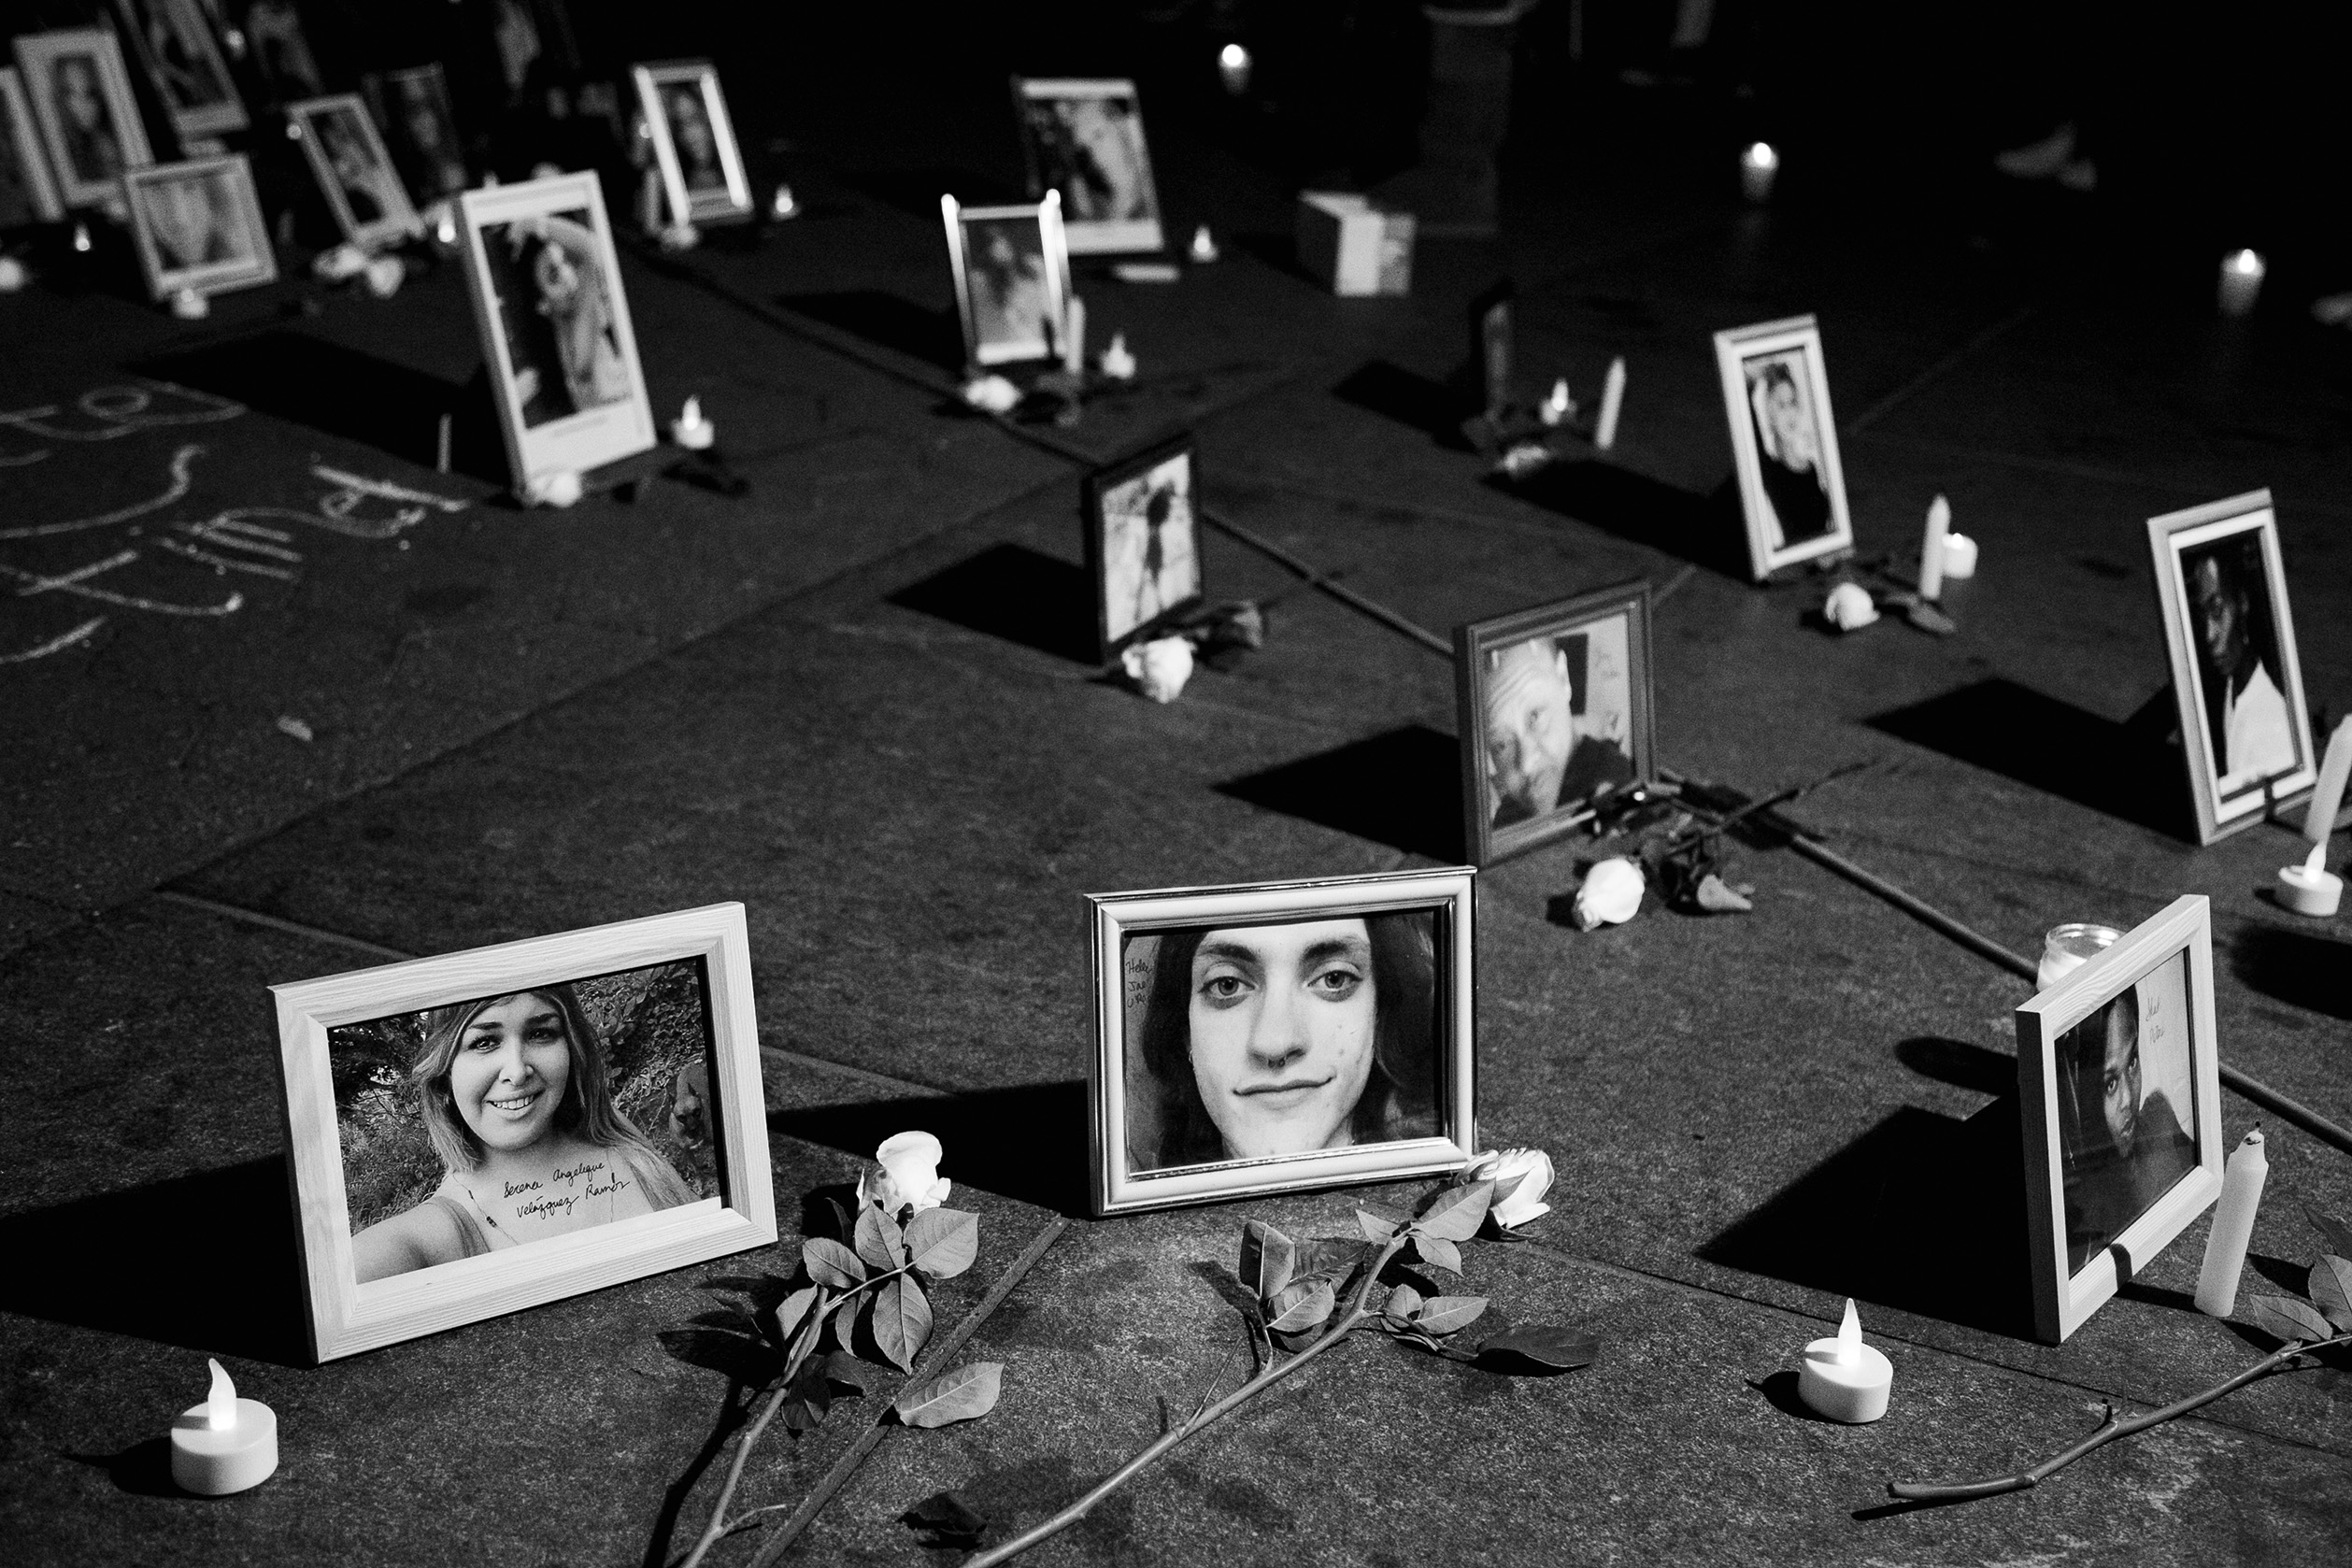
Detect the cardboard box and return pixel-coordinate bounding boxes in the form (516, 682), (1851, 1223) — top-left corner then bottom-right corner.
(1295, 192), (1415, 297)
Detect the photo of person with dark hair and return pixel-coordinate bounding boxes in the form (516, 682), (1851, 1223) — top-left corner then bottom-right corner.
(663, 84), (725, 194)
(1743, 351), (1832, 549)
(343, 975), (708, 1284)
(1099, 449), (1199, 648)
(1126, 912), (1439, 1172)
(2052, 959), (2198, 1275)
(1026, 93), (1155, 224)
(484, 208), (630, 427)
(2182, 533), (2296, 795)
(965, 216), (1054, 360)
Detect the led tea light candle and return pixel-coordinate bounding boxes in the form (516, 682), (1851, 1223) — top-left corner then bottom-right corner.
(670, 396), (715, 450)
(1917, 494), (1951, 601)
(1189, 224), (1220, 264)
(2194, 1130), (2269, 1319)
(1218, 44), (1253, 96)
(770, 184), (800, 220)
(1741, 142), (1779, 205)
(170, 1359), (278, 1495)
(2303, 718), (2352, 840)
(2038, 921), (2120, 991)
(1941, 531), (1977, 580)
(2218, 249), (2266, 318)
(1099, 333), (1136, 380)
(2277, 842), (2342, 919)
(1538, 378), (1572, 427)
(1796, 1299), (1891, 1423)
(1595, 356), (1626, 451)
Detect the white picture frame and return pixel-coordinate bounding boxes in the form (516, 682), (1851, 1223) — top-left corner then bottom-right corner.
(1, 66), (67, 225)
(121, 153), (276, 301)
(273, 903), (777, 1362)
(1714, 314), (1856, 579)
(11, 29), (154, 212)
(941, 191), (1071, 371)
(2017, 895), (2223, 1344)
(456, 171), (657, 492)
(112, 0), (248, 142)
(632, 60), (751, 228)
(1011, 76), (1163, 255)
(288, 93), (424, 251)
(2147, 489), (2317, 844)
(1088, 867), (1479, 1219)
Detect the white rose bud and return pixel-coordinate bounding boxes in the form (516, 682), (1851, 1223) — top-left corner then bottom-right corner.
(960, 374), (1021, 414)
(858, 1131), (951, 1215)
(1572, 857), (1644, 930)
(526, 469), (584, 507)
(1121, 635), (1193, 703)
(1469, 1147), (1554, 1229)
(1823, 581), (1879, 631)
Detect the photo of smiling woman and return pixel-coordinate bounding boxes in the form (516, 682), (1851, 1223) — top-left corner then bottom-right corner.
(341, 967), (713, 1284)
(1126, 911), (1438, 1172)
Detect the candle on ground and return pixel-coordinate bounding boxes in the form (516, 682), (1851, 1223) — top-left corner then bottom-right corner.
(1796, 1299), (1891, 1423)
(2277, 842), (2342, 919)
(2195, 1131), (2269, 1318)
(2218, 249), (2266, 318)
(1218, 44), (1252, 95)
(1741, 142), (1779, 204)
(1538, 378), (1572, 427)
(2303, 717), (2352, 841)
(1917, 494), (1951, 601)
(770, 184), (800, 220)
(1942, 531), (1978, 579)
(170, 1359), (278, 1496)
(2037, 921), (2120, 991)
(1189, 225), (1219, 264)
(1062, 295), (1087, 377)
(670, 396), (715, 450)
(1595, 357), (1626, 451)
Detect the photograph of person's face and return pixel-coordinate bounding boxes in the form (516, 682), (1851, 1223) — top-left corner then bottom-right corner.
(1100, 453), (1198, 646)
(2187, 552), (2245, 676)
(2177, 530), (2298, 794)
(1186, 919), (1379, 1161)
(665, 85), (720, 187)
(2056, 955), (2197, 1273)
(449, 992), (574, 1154)
(143, 173), (238, 268)
(1484, 637), (1576, 826)
(1040, 95), (1151, 222)
(1746, 355), (1819, 476)
(964, 216), (1053, 358)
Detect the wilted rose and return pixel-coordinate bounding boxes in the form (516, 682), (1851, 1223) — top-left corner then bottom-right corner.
(1572, 857), (1644, 930)
(1469, 1147), (1554, 1229)
(859, 1131), (952, 1215)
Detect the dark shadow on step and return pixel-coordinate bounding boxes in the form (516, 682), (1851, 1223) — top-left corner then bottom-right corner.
(1217, 725), (1464, 863)
(1332, 360), (1473, 449)
(776, 290), (963, 372)
(1490, 462), (1752, 580)
(888, 543), (1100, 665)
(2230, 924), (2352, 1020)
(770, 1081), (1090, 1219)
(1866, 679), (2188, 837)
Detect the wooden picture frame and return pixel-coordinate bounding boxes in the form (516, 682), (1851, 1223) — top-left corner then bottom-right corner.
(941, 191), (1071, 371)
(1083, 433), (1204, 659)
(1088, 867), (1479, 1219)
(2017, 895), (2223, 1344)
(112, 0), (248, 143)
(1, 66), (66, 225)
(1455, 578), (1655, 866)
(121, 153), (276, 301)
(632, 61), (751, 228)
(1011, 76), (1162, 256)
(2147, 489), (2317, 844)
(10, 29), (153, 212)
(272, 903), (776, 1362)
(1714, 314), (1856, 579)
(456, 171), (657, 492)
(288, 93), (424, 250)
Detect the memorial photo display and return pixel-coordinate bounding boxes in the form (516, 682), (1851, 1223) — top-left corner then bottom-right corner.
(274, 904), (777, 1361)
(1713, 315), (1855, 579)
(1012, 77), (1163, 255)
(0, 66), (64, 227)
(457, 172), (656, 489)
(2148, 490), (2318, 844)
(1084, 435), (1203, 658)
(121, 154), (276, 301)
(941, 192), (1071, 369)
(633, 61), (751, 227)
(2017, 895), (2222, 1344)
(1088, 868), (1478, 1218)
(1455, 579), (1655, 866)
(11, 29), (154, 211)
(364, 64), (468, 202)
(235, 0), (328, 107)
(289, 93), (424, 250)
(112, 0), (248, 142)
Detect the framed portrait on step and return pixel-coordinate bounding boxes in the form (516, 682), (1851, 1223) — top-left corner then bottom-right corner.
(1714, 314), (1855, 580)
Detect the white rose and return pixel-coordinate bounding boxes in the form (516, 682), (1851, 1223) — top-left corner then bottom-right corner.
(1572, 858), (1644, 930)
(1823, 581), (1879, 631)
(1121, 636), (1193, 703)
(960, 375), (1021, 414)
(859, 1131), (951, 1215)
(1469, 1147), (1554, 1229)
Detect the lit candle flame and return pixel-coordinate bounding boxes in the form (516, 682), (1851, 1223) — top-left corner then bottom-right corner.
(2226, 249), (2265, 278)
(205, 1358), (236, 1431)
(2302, 841), (2328, 878)
(1743, 142), (1779, 173)
(681, 396), (703, 427)
(1219, 44), (1249, 71)
(1836, 1299), (1862, 1366)
(1547, 379), (1571, 416)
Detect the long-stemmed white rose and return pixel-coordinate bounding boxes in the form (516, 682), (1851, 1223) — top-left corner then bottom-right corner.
(1468, 1147), (1554, 1230)
(858, 1130), (952, 1215)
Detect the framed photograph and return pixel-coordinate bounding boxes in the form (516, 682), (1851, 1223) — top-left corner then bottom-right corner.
(2148, 489), (2318, 844)
(1714, 314), (1856, 579)
(122, 154), (276, 300)
(632, 61), (751, 228)
(1088, 866), (1479, 1219)
(289, 93), (424, 250)
(1455, 578), (1655, 866)
(234, 0), (326, 107)
(10, 29), (154, 211)
(456, 171), (657, 491)
(2017, 894), (2223, 1344)
(112, 0), (248, 142)
(941, 191), (1071, 370)
(1083, 434), (1204, 659)
(0, 67), (65, 226)
(1011, 77), (1162, 255)
(273, 903), (776, 1361)
(363, 64), (468, 204)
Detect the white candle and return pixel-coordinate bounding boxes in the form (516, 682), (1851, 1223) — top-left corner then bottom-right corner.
(170, 1360), (278, 1496)
(1917, 494), (1951, 601)
(1218, 44), (1252, 95)
(1941, 531), (1977, 579)
(2037, 921), (2121, 991)
(1796, 1299), (1891, 1423)
(2304, 717), (2352, 841)
(1539, 378), (1572, 427)
(1189, 224), (1219, 264)
(1595, 357), (1626, 451)
(1741, 142), (1779, 204)
(670, 396), (715, 450)
(1063, 294), (1087, 377)
(2277, 841), (2343, 919)
(2218, 249), (2266, 317)
(2194, 1131), (2269, 1318)
(770, 184), (800, 220)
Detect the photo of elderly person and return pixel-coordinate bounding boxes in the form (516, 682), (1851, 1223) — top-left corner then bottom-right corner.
(1100, 452), (1199, 647)
(485, 207), (630, 427)
(964, 216), (1054, 360)
(1127, 911), (1439, 1172)
(1480, 620), (1635, 830)
(346, 981), (703, 1284)
(2054, 963), (2198, 1275)
(1743, 352), (1832, 549)
(2182, 534), (2296, 795)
